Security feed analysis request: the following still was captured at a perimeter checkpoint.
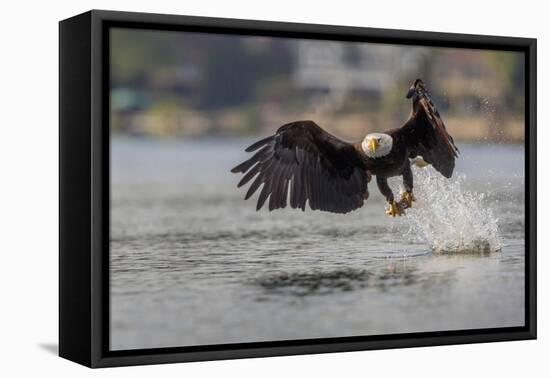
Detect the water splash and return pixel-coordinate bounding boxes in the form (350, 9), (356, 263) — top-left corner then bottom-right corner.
(398, 167), (501, 254)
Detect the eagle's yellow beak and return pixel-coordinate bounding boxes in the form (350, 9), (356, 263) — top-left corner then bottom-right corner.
(368, 138), (378, 153)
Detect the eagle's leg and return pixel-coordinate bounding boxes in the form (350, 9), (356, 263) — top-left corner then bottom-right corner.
(363, 171), (372, 200)
(376, 176), (402, 217)
(400, 162), (415, 208)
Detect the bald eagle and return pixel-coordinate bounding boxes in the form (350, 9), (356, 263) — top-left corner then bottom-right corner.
(231, 79), (459, 216)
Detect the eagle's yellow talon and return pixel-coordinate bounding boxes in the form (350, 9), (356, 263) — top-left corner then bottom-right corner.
(385, 200), (403, 217)
(400, 191), (415, 208)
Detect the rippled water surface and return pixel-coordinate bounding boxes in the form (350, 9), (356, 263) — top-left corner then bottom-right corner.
(110, 137), (525, 350)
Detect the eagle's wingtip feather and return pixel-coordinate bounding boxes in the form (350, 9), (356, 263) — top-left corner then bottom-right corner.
(245, 136), (274, 152)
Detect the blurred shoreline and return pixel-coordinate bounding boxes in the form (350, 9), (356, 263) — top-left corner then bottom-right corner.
(111, 29), (525, 144)
(111, 110), (525, 143)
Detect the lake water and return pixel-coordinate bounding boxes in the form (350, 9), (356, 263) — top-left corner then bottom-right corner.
(110, 137), (525, 350)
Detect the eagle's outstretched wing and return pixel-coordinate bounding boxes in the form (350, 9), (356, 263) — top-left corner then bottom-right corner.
(231, 120), (370, 214)
(397, 85), (459, 178)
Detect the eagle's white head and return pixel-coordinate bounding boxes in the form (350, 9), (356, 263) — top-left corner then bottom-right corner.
(362, 133), (393, 158)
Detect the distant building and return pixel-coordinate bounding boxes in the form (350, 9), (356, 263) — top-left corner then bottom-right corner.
(292, 40), (428, 94)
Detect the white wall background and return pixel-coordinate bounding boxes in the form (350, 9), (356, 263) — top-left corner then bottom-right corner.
(0, 0), (546, 376)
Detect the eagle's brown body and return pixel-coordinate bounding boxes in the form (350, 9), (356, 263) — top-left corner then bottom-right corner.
(355, 137), (408, 177)
(355, 133), (413, 205)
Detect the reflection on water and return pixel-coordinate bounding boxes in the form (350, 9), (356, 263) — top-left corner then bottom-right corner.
(252, 268), (372, 295)
(250, 263), (456, 296)
(110, 137), (525, 350)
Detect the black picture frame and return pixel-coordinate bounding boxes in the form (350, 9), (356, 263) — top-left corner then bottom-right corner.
(59, 9), (537, 368)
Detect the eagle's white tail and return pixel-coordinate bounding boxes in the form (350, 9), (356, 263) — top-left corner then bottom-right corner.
(410, 156), (429, 168)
